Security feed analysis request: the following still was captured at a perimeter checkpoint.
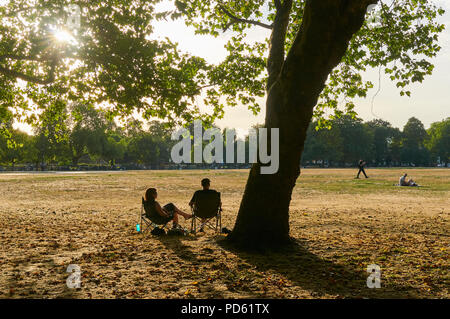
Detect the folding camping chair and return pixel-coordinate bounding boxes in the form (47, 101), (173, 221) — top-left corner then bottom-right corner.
(137, 197), (171, 234)
(190, 191), (222, 234)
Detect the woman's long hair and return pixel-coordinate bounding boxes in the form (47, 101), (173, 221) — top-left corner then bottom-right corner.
(144, 188), (157, 203)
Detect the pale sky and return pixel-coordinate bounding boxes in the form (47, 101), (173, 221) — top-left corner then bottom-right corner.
(11, 0), (450, 134)
(150, 0), (450, 132)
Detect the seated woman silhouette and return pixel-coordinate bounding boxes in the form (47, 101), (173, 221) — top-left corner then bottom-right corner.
(144, 188), (192, 229)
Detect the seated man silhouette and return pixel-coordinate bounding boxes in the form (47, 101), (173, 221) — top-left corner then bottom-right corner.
(189, 178), (221, 232)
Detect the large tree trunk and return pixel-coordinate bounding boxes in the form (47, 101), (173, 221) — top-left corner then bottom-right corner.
(228, 0), (374, 249)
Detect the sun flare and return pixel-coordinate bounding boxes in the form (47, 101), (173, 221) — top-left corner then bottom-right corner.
(52, 29), (77, 45)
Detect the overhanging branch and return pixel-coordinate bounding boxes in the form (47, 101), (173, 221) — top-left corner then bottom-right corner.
(218, 4), (273, 30)
(274, 0), (282, 11)
(267, 0), (293, 90)
(0, 58), (57, 85)
(0, 54), (51, 62)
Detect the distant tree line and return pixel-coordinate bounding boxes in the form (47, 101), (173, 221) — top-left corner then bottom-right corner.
(0, 103), (175, 171)
(0, 107), (448, 170)
(302, 116), (449, 167)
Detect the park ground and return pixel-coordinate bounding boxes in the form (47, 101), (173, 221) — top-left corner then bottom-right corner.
(0, 168), (448, 299)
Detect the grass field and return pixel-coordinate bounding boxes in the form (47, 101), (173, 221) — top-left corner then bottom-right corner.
(0, 168), (448, 299)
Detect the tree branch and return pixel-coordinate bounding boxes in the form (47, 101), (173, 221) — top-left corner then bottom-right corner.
(3, 0), (87, 17)
(280, 0), (376, 100)
(273, 0), (282, 11)
(0, 54), (51, 63)
(0, 59), (57, 85)
(266, 0), (293, 91)
(218, 4), (273, 30)
(3, 4), (46, 18)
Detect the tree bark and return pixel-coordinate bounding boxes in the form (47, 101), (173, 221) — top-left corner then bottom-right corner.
(228, 0), (375, 250)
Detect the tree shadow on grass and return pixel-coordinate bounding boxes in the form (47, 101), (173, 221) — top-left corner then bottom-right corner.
(217, 238), (421, 299)
(156, 234), (244, 298)
(157, 234), (201, 264)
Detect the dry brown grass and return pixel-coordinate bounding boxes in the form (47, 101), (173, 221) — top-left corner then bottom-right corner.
(0, 168), (448, 299)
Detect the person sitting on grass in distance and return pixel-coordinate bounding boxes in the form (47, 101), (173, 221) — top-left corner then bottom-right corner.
(399, 173), (419, 187)
(144, 188), (192, 229)
(189, 178), (221, 232)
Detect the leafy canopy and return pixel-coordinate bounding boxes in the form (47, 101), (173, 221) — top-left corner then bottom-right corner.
(176, 0), (445, 125)
(0, 0), (446, 132)
(0, 0), (216, 128)
(425, 117), (449, 163)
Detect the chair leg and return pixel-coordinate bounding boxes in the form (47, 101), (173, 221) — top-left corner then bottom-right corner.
(141, 218), (149, 234)
(191, 213), (196, 234)
(138, 205), (143, 233)
(138, 216), (142, 233)
(190, 208), (193, 233)
(216, 215), (219, 233)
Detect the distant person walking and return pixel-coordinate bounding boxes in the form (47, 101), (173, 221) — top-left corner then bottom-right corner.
(355, 160), (368, 179)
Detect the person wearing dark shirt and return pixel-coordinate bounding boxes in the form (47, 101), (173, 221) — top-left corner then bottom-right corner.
(189, 178), (221, 232)
(356, 160), (369, 179)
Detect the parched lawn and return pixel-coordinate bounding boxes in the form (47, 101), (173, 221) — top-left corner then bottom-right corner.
(0, 168), (448, 298)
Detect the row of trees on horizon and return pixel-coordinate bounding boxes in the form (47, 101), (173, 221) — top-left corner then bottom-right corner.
(0, 104), (448, 170)
(302, 116), (449, 168)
